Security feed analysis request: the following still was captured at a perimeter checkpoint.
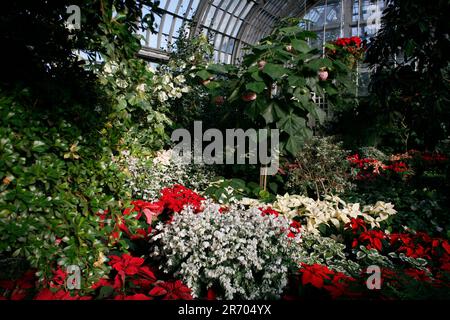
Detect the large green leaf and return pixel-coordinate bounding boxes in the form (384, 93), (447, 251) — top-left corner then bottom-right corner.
(262, 63), (288, 80)
(291, 39), (310, 53)
(306, 58), (332, 71)
(207, 64), (229, 74)
(308, 106), (327, 125)
(245, 99), (267, 120)
(246, 81), (266, 93)
(288, 75), (306, 87)
(284, 135), (304, 156)
(196, 69), (212, 80)
(277, 112), (306, 136)
(251, 71), (264, 82)
(261, 102), (277, 124)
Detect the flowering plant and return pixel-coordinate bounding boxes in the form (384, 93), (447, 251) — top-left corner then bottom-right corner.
(268, 193), (396, 233)
(347, 153), (412, 180)
(116, 149), (215, 201)
(150, 202), (302, 299)
(326, 36), (365, 68)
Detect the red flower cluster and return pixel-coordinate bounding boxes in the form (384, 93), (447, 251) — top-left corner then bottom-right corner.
(353, 230), (386, 252)
(259, 207), (280, 217)
(346, 221), (450, 274)
(422, 152), (448, 162)
(0, 270), (36, 300)
(384, 161), (409, 173)
(390, 232), (450, 271)
(90, 253), (192, 300)
(347, 153), (411, 180)
(158, 184), (205, 213)
(298, 263), (356, 299)
(335, 36), (362, 48)
(36, 268), (92, 300)
(345, 217), (367, 234)
(149, 280), (193, 300)
(288, 220), (302, 238)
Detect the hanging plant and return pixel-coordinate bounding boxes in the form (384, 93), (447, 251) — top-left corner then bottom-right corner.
(318, 67), (329, 81)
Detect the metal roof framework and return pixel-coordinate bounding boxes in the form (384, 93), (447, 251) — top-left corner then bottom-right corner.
(138, 0), (321, 64)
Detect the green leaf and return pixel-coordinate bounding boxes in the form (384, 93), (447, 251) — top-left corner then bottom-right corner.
(277, 112), (306, 136)
(262, 63), (287, 80)
(251, 72), (264, 82)
(261, 102), (276, 124)
(308, 106), (327, 125)
(279, 26), (302, 35)
(291, 39), (310, 53)
(245, 99), (266, 120)
(272, 103), (287, 119)
(307, 58), (332, 71)
(196, 69), (212, 80)
(207, 64), (228, 74)
(285, 135), (304, 156)
(288, 76), (306, 87)
(31, 141), (49, 153)
(205, 81), (221, 90)
(246, 82), (266, 93)
(97, 286), (114, 299)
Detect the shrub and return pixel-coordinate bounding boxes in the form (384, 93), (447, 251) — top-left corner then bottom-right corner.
(0, 96), (129, 286)
(150, 202), (302, 299)
(285, 136), (354, 199)
(116, 149), (216, 201)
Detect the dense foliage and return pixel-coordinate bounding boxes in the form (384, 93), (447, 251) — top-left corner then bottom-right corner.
(0, 0), (449, 301)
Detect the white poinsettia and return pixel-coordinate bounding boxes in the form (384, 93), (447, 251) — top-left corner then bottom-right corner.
(268, 193), (396, 233)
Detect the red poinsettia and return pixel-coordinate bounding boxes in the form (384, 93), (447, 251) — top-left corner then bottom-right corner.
(323, 271), (357, 299)
(114, 293), (153, 300)
(299, 263), (333, 288)
(34, 288), (92, 300)
(354, 230), (386, 252)
(0, 270), (36, 300)
(149, 280), (193, 300)
(109, 254), (145, 276)
(345, 217), (367, 234)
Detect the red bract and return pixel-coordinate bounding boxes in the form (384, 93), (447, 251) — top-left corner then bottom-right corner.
(299, 263), (333, 289)
(34, 288), (91, 300)
(149, 280), (193, 300)
(124, 200), (164, 223)
(159, 184), (205, 213)
(355, 230), (386, 252)
(109, 254), (145, 276)
(404, 268), (432, 282)
(114, 293), (153, 300)
(323, 272), (356, 299)
(345, 217), (367, 234)
(0, 270), (36, 300)
(207, 288), (217, 300)
(422, 153), (448, 162)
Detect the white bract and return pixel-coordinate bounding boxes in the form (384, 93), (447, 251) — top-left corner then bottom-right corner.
(272, 193), (396, 232)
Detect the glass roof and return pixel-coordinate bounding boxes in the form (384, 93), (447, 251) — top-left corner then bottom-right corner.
(139, 0), (384, 65)
(139, 0), (319, 64)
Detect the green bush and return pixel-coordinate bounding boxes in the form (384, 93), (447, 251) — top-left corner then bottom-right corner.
(0, 96), (130, 287)
(285, 136), (354, 199)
